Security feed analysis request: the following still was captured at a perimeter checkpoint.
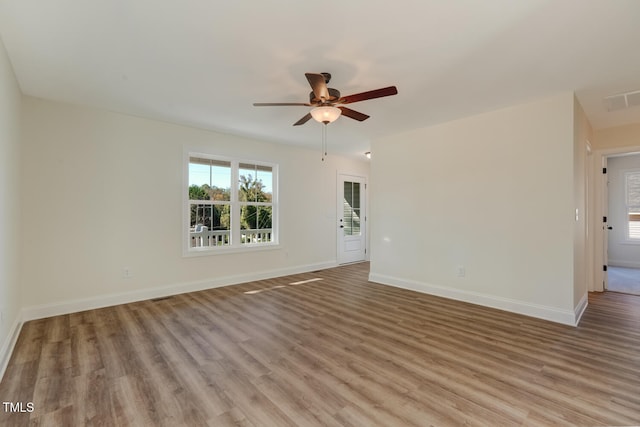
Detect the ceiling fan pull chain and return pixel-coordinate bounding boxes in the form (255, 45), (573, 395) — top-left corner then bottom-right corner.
(321, 124), (325, 161)
(321, 123), (328, 161)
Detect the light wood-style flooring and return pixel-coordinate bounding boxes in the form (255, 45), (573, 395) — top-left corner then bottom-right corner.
(1, 262), (640, 426)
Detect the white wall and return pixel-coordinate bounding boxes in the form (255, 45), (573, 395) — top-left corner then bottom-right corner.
(593, 123), (640, 151)
(0, 36), (22, 377)
(606, 154), (640, 268)
(369, 92), (579, 325)
(20, 97), (369, 317)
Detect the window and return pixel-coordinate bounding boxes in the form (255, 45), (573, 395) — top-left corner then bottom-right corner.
(186, 154), (277, 254)
(625, 170), (640, 240)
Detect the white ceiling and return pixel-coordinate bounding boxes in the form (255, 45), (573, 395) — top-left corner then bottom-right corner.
(2, 0), (640, 157)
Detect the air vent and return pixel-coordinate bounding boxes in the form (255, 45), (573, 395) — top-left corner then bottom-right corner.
(604, 89), (640, 111)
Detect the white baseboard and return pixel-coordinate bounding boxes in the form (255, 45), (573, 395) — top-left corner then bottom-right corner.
(0, 315), (23, 382)
(608, 260), (640, 269)
(574, 292), (588, 325)
(21, 260), (338, 322)
(368, 273), (579, 326)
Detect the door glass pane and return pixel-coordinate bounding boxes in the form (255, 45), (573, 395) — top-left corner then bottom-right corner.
(344, 182), (352, 205)
(343, 181), (361, 236)
(352, 208), (361, 235)
(352, 183), (360, 209)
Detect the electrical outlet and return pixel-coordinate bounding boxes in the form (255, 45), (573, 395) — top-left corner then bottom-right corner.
(123, 268), (133, 279)
(456, 266), (466, 277)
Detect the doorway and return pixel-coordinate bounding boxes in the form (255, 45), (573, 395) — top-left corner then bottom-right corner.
(600, 151), (640, 295)
(337, 174), (366, 264)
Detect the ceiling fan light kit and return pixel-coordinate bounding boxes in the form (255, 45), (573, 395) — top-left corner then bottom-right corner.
(310, 106), (341, 124)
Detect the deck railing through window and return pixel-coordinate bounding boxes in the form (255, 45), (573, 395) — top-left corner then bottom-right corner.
(190, 229), (273, 247)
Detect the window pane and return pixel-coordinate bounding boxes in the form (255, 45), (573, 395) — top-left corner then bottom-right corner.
(240, 205), (256, 231)
(190, 204), (230, 230)
(625, 171), (640, 240)
(240, 205), (273, 230)
(189, 157), (231, 201)
(627, 172), (640, 206)
(190, 203), (231, 247)
(629, 207), (640, 239)
(239, 163), (273, 202)
(240, 205), (273, 244)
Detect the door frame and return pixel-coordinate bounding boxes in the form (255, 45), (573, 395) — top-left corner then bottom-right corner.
(337, 172), (368, 264)
(593, 145), (640, 292)
(585, 141), (594, 293)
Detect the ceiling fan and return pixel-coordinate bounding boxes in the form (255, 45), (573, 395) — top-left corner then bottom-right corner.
(253, 72), (398, 126)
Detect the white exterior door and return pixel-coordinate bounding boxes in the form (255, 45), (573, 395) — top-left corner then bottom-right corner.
(338, 174), (366, 264)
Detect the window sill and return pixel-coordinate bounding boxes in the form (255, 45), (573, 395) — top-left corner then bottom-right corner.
(183, 243), (281, 257)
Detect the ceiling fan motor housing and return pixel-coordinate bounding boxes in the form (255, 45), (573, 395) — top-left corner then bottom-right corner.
(309, 88), (341, 104)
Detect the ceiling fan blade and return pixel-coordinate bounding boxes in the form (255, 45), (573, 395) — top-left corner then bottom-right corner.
(253, 102), (311, 106)
(305, 73), (330, 101)
(338, 106), (370, 121)
(339, 86), (398, 104)
(293, 113), (312, 126)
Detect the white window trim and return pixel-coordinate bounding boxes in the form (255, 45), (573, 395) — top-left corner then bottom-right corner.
(183, 151), (279, 257)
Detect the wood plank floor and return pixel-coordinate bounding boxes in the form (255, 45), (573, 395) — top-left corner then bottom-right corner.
(1, 262), (640, 426)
